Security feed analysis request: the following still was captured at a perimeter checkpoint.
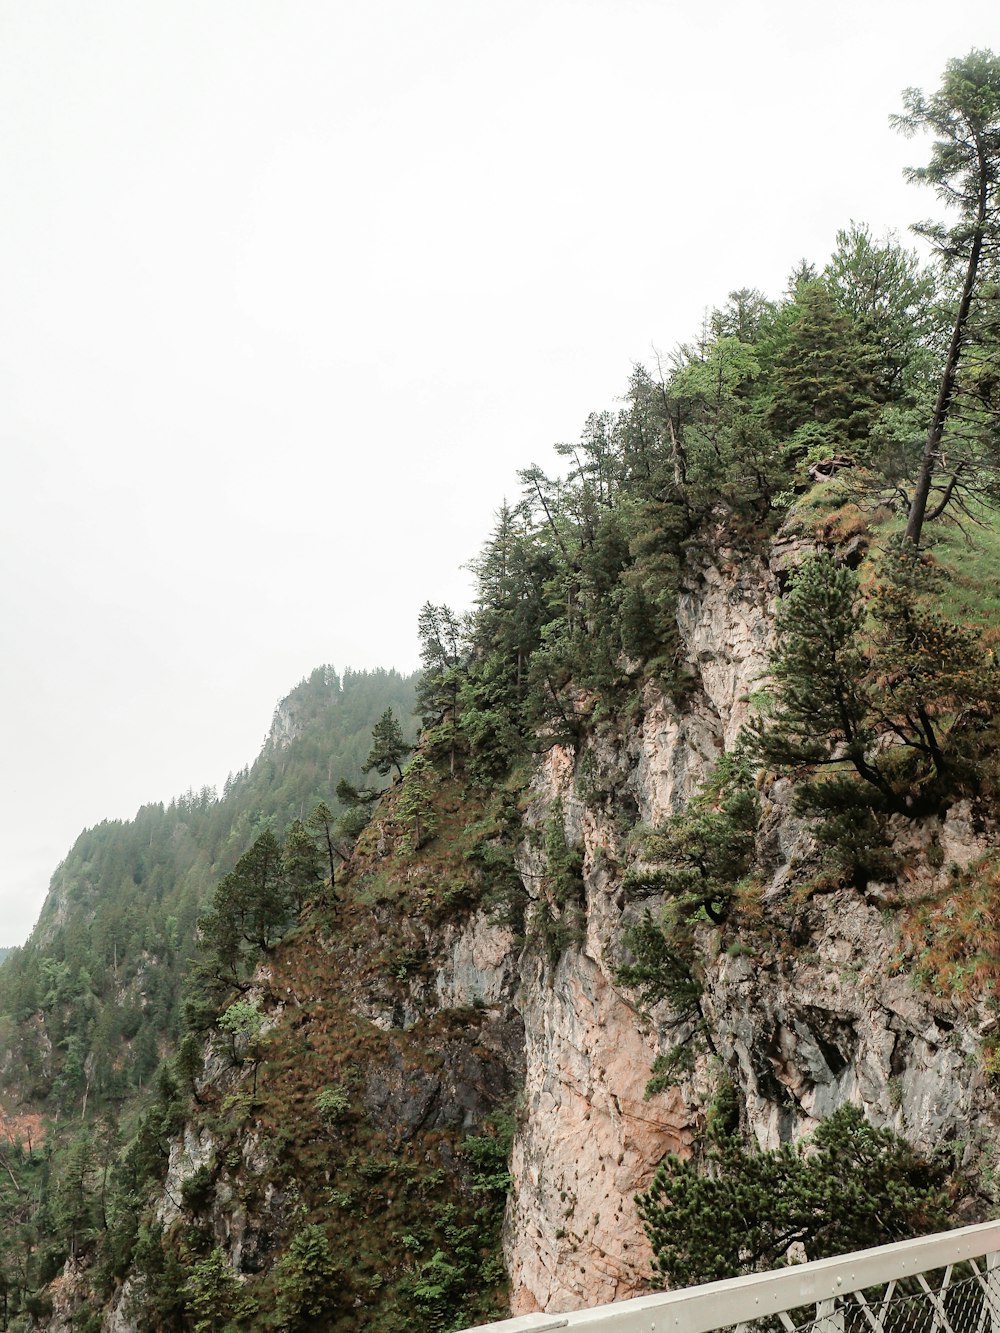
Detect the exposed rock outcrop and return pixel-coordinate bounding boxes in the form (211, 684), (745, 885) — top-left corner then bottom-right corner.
(82, 541), (999, 1328)
(473, 546), (999, 1312)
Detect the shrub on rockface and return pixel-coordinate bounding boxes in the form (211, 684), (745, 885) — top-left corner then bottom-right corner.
(638, 1104), (951, 1287)
(752, 551), (1000, 887)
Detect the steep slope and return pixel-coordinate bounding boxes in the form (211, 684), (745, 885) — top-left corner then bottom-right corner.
(9, 187), (1000, 1328)
(500, 532), (998, 1311)
(0, 666), (419, 1327)
(0, 666), (416, 1112)
(77, 512), (1000, 1332)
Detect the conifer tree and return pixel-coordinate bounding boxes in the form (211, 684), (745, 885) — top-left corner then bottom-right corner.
(308, 799), (352, 886)
(824, 222), (938, 406)
(272, 1224), (342, 1328)
(893, 49), (1000, 544)
(416, 601), (465, 773)
(198, 829), (290, 983)
(363, 708), (410, 780)
(768, 280), (877, 457)
(754, 552), (1000, 819)
(638, 1105), (950, 1287)
(624, 752), (758, 925)
(182, 1247), (255, 1331)
(282, 818), (323, 914)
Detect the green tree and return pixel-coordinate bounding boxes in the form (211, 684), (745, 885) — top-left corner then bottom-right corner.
(710, 287), (776, 343)
(174, 1030), (204, 1102)
(198, 829), (290, 985)
(51, 1131), (97, 1262)
(623, 752), (758, 926)
(824, 222), (939, 407)
(218, 996), (265, 1100)
(460, 503), (561, 778)
(638, 1105), (950, 1287)
(753, 555), (883, 791)
(271, 1224), (341, 1329)
(893, 49), (1000, 544)
(416, 601), (465, 774)
(768, 280), (877, 462)
(615, 911), (706, 1084)
(281, 818), (323, 914)
(329, 784), (377, 842)
(182, 1246), (254, 1332)
(668, 334), (784, 520)
(363, 708), (411, 780)
(754, 552), (1000, 821)
(308, 798), (359, 891)
(396, 753), (438, 851)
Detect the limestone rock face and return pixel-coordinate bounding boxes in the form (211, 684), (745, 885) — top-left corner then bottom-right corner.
(675, 553), (774, 750)
(493, 551), (778, 1312)
(91, 544), (999, 1329)
(159, 1123), (218, 1227)
(471, 547), (1000, 1314)
(507, 953), (691, 1314)
(435, 910), (519, 1010)
(704, 891), (990, 1155)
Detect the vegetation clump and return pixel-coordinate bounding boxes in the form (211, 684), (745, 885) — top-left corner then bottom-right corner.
(638, 1104), (952, 1287)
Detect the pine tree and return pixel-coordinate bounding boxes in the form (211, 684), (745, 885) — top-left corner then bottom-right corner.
(893, 49), (1000, 544)
(282, 818), (323, 914)
(754, 551), (1000, 821)
(638, 1105), (950, 1287)
(198, 829), (290, 984)
(623, 752), (758, 925)
(272, 1224), (341, 1329)
(824, 222), (938, 406)
(362, 708), (410, 780)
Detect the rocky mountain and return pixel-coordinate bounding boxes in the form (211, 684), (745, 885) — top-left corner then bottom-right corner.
(38, 509), (994, 1333)
(6, 90), (1000, 1323)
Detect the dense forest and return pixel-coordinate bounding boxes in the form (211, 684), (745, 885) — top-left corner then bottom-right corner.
(1, 47), (999, 1333)
(0, 667), (416, 1113)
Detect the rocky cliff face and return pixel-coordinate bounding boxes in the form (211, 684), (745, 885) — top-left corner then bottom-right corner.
(491, 548), (778, 1313)
(445, 541), (996, 1314)
(92, 540), (998, 1329)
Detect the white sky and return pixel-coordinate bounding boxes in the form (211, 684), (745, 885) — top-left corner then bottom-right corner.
(1, 0), (996, 945)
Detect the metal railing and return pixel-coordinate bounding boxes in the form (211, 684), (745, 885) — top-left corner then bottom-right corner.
(460, 1221), (1000, 1333)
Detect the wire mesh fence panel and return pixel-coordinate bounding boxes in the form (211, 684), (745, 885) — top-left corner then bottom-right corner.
(720, 1266), (1000, 1333)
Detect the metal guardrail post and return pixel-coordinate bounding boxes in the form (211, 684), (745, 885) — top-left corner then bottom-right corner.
(982, 1252), (1000, 1333)
(814, 1297), (845, 1333)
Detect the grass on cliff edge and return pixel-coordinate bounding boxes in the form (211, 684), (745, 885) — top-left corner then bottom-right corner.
(916, 505), (1000, 646)
(790, 479), (1000, 642)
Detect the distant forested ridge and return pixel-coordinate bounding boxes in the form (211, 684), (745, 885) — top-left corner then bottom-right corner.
(0, 665), (416, 1112)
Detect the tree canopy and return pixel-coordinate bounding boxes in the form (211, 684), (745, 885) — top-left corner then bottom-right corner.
(893, 49), (1000, 544)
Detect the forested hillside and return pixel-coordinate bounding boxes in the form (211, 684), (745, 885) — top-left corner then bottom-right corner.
(1, 46), (1000, 1333)
(0, 666), (415, 1117)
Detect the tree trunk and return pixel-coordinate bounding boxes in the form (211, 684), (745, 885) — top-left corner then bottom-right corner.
(904, 155), (988, 547)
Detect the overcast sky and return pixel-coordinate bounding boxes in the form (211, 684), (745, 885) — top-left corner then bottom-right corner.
(1, 1), (996, 945)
